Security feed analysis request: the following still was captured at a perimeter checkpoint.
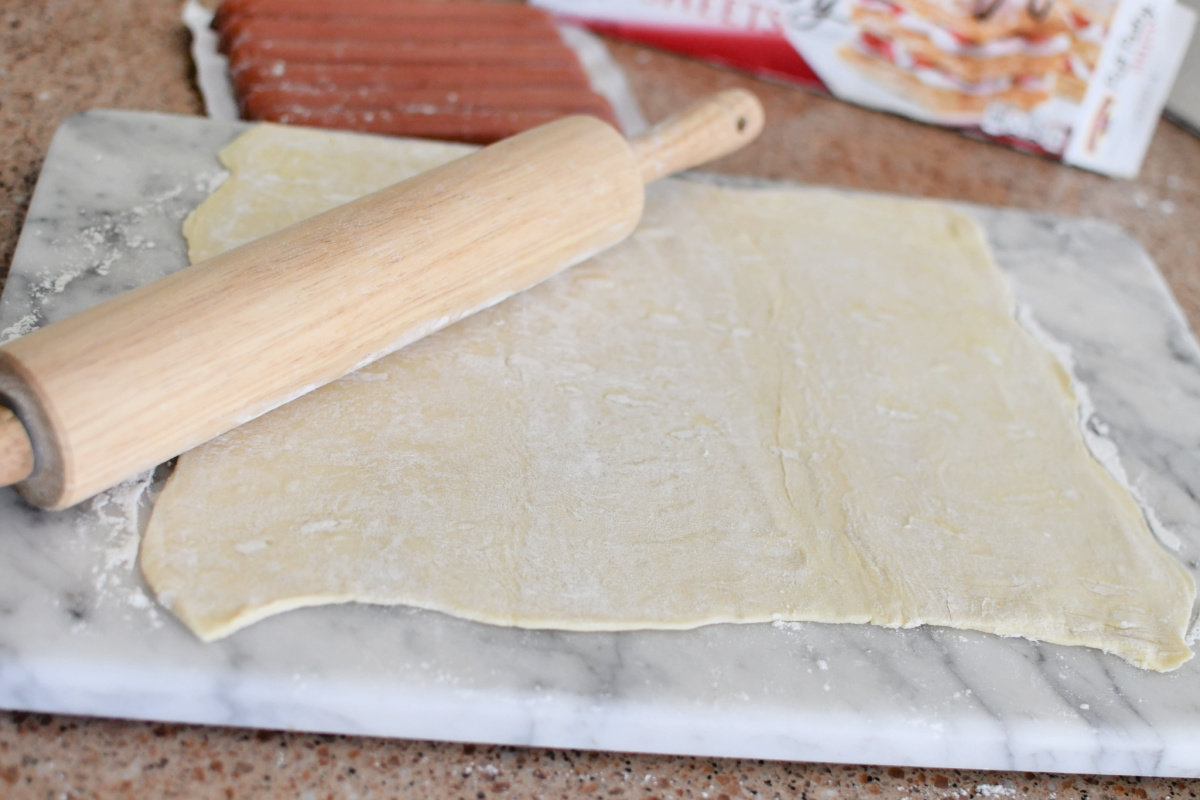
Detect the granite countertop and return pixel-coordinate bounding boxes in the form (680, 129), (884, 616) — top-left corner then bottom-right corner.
(3, 1), (1200, 798)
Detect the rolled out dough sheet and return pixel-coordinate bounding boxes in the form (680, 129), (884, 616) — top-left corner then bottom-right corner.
(139, 125), (1195, 671)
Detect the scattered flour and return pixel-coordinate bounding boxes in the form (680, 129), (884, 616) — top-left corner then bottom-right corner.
(0, 312), (37, 344)
(75, 468), (166, 626)
(1015, 303), (1185, 554)
(771, 619), (806, 632)
(6, 181), (201, 344)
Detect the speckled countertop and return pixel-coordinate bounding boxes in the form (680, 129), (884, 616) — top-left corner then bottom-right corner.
(3, 1), (1200, 798)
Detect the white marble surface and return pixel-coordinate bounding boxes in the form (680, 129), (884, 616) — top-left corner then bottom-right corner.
(1, 110), (1199, 777)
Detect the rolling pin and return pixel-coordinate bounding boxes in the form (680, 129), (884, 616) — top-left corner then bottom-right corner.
(0, 89), (764, 510)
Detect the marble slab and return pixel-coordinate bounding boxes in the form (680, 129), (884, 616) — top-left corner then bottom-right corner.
(1, 110), (1199, 777)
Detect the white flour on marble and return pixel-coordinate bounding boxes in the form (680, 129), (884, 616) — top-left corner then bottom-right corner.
(0, 313), (37, 343)
(1016, 302), (1186, 555)
(48, 186), (176, 288)
(1, 176), (224, 345)
(74, 469), (164, 623)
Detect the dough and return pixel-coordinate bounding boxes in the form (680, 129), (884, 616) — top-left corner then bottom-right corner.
(140, 124), (1196, 671)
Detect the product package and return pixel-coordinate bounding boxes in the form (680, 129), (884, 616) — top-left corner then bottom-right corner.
(534, 0), (1195, 177)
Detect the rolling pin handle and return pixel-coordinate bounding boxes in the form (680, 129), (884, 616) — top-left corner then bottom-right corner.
(628, 88), (765, 185)
(0, 406), (34, 487)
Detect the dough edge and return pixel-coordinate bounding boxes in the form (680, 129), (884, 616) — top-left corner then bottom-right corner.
(141, 125), (1197, 672)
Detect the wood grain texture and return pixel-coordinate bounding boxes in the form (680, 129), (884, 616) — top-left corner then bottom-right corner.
(0, 115), (642, 509)
(631, 90), (765, 184)
(0, 408), (31, 486)
(0, 90), (763, 509)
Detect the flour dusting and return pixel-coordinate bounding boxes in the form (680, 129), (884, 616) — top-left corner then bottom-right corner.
(1015, 303), (1185, 554)
(0, 313), (37, 344)
(17, 180), (207, 335)
(76, 468), (165, 624)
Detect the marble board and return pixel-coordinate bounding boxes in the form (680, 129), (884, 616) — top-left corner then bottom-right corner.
(1, 110), (1199, 778)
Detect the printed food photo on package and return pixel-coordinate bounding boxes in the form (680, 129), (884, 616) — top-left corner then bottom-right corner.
(536, 0), (1194, 177)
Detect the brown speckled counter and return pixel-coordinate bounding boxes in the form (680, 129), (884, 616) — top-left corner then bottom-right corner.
(3, 1), (1200, 797)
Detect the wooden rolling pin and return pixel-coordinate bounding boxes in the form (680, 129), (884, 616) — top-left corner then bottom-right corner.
(0, 89), (764, 509)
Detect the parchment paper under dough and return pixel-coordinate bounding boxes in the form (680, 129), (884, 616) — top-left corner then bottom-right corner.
(140, 125), (1196, 671)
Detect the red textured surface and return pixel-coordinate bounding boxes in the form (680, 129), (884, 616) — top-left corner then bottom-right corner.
(221, 0), (618, 143)
(230, 61), (593, 97)
(571, 19), (826, 91)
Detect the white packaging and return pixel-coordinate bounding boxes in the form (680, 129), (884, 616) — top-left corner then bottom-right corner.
(535, 0), (1195, 177)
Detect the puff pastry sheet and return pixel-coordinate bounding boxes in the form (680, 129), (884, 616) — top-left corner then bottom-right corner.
(140, 125), (1195, 671)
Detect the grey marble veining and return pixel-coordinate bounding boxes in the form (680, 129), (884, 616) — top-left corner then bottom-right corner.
(1, 110), (1198, 777)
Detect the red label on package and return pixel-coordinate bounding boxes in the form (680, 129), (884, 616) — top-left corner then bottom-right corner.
(535, 0), (1195, 176)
